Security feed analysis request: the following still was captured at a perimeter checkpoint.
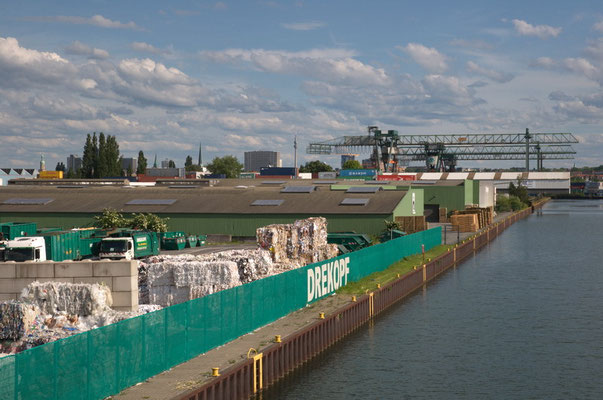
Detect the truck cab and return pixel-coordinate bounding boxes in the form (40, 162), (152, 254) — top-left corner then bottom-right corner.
(99, 237), (134, 260)
(3, 237), (47, 262)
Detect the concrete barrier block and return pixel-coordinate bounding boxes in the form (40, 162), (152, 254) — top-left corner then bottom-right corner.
(112, 276), (137, 292)
(0, 264), (16, 279)
(0, 293), (17, 301)
(16, 263), (55, 278)
(112, 291), (138, 310)
(0, 278), (36, 293)
(93, 261), (137, 277)
(55, 263), (93, 278)
(73, 277), (113, 290)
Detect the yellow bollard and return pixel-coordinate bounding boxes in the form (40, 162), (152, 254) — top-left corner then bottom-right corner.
(397, 273), (400, 278)
(413, 266), (417, 270)
(376, 283), (381, 289)
(319, 312), (325, 319)
(352, 296), (357, 302)
(274, 335), (281, 343)
(212, 367), (220, 377)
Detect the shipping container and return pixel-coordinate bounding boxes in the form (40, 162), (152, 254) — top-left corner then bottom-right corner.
(377, 174), (416, 181)
(318, 171), (337, 179)
(338, 169), (376, 178)
(38, 170), (63, 179)
(0, 222), (37, 240)
(40, 231), (82, 261)
(239, 172), (257, 179)
(260, 167), (296, 176)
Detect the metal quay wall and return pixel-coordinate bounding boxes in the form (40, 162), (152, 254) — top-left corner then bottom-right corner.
(178, 204), (545, 400)
(0, 226), (441, 400)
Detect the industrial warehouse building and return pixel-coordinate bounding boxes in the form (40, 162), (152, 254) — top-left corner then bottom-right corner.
(0, 184), (423, 237)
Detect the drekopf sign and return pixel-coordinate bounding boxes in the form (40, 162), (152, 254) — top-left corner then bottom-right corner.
(307, 257), (350, 303)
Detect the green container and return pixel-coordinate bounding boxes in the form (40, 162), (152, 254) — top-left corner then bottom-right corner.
(197, 235), (207, 247)
(79, 236), (104, 258)
(40, 231), (82, 262)
(162, 236), (186, 250)
(36, 227), (63, 234)
(185, 235), (198, 248)
(327, 232), (372, 253)
(132, 232), (160, 257)
(0, 222), (38, 240)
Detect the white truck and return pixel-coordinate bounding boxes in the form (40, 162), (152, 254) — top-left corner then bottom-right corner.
(2, 237), (47, 262)
(98, 237), (135, 260)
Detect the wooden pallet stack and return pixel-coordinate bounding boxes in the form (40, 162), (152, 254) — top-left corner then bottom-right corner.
(439, 207), (448, 223)
(449, 213), (479, 232)
(394, 215), (427, 233)
(450, 205), (494, 232)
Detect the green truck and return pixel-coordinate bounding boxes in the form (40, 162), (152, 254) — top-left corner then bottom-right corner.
(99, 231), (160, 260)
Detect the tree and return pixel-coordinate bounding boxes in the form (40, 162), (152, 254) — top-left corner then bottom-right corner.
(96, 133), (108, 178)
(342, 160), (362, 170)
(94, 208), (127, 229)
(129, 213), (169, 232)
(55, 162), (66, 172)
(105, 135), (121, 176)
(137, 151), (147, 174)
(65, 168), (75, 178)
(207, 155), (243, 178)
(299, 160), (333, 173)
(168, 160), (176, 168)
(185, 155), (202, 172)
(82, 133), (96, 178)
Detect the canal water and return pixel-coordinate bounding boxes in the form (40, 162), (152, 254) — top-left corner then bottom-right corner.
(260, 200), (603, 399)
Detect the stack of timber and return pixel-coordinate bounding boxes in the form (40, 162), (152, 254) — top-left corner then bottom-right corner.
(449, 213), (479, 232)
(439, 207), (448, 223)
(394, 216), (426, 234)
(450, 206), (494, 232)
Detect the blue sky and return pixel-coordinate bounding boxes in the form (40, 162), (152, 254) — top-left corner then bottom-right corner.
(1, 0), (602, 170)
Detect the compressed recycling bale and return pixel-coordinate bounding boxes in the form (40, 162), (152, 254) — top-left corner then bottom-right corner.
(0, 301), (38, 340)
(20, 281), (113, 316)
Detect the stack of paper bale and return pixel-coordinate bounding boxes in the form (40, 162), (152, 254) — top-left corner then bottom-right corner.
(450, 213), (479, 232)
(0, 301), (38, 340)
(20, 282), (113, 316)
(144, 256), (242, 307)
(256, 217), (338, 266)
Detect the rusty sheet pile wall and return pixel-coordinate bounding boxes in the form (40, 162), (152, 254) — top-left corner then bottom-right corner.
(179, 205), (539, 400)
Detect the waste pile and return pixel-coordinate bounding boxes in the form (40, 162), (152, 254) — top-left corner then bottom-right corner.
(0, 282), (156, 355)
(257, 217), (338, 266)
(140, 217), (338, 307)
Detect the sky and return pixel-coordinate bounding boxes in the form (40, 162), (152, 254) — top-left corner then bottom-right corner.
(1, 0), (602, 170)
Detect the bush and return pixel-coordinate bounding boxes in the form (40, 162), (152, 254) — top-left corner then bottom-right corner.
(495, 196), (512, 212)
(94, 208), (126, 229)
(509, 196), (525, 211)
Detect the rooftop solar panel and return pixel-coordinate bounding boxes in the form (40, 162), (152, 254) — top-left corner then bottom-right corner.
(3, 198), (54, 205)
(340, 198), (369, 206)
(251, 199), (284, 206)
(281, 186), (316, 193)
(125, 199), (177, 205)
(346, 186), (380, 193)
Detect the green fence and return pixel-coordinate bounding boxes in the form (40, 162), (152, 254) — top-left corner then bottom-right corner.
(0, 227), (441, 399)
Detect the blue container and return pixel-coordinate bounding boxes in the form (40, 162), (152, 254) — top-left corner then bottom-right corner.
(206, 174), (227, 179)
(338, 169), (376, 177)
(260, 167), (296, 176)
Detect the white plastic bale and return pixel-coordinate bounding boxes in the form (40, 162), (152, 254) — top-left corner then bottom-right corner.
(0, 302), (38, 340)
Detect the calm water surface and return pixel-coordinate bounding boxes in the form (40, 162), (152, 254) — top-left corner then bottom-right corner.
(260, 200), (603, 399)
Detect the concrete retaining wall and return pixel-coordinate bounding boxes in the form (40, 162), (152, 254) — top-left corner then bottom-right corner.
(0, 260), (138, 311)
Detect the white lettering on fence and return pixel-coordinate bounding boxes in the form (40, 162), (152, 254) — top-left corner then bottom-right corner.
(307, 257), (350, 303)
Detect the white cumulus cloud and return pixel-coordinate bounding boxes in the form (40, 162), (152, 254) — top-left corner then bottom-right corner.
(202, 48), (390, 86)
(467, 61), (514, 83)
(512, 19), (562, 39)
(32, 14), (141, 30)
(400, 43), (448, 73)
